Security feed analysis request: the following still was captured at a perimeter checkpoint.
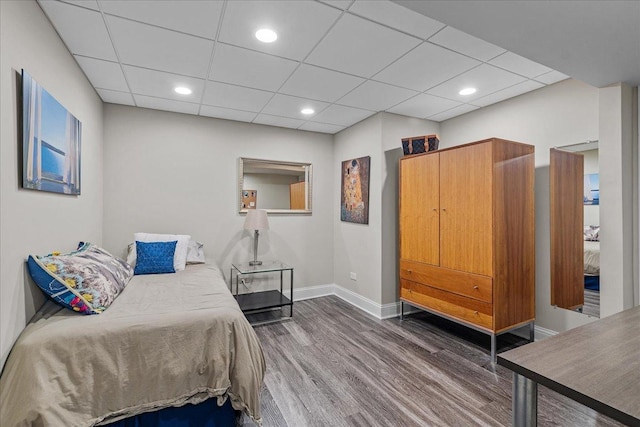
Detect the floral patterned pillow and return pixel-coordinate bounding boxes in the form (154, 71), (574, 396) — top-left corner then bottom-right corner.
(27, 242), (133, 314)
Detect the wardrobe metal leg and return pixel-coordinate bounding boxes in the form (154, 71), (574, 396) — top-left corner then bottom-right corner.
(529, 322), (535, 342)
(400, 301), (404, 320)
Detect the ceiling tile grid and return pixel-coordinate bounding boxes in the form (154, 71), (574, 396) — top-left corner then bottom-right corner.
(39, 0), (569, 134)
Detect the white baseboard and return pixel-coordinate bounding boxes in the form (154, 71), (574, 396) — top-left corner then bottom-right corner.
(283, 284), (335, 302)
(285, 284), (557, 340)
(532, 325), (558, 340)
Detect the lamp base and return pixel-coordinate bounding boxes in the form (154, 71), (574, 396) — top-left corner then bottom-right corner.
(249, 260), (263, 266)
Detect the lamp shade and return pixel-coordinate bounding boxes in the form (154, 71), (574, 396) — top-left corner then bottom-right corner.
(243, 209), (269, 230)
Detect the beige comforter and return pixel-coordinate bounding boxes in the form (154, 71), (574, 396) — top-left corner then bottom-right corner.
(0, 264), (265, 426)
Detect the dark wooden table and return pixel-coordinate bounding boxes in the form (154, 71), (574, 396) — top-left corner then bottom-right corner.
(498, 305), (640, 427)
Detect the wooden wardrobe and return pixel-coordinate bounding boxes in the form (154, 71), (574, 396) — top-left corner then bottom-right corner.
(399, 137), (535, 361)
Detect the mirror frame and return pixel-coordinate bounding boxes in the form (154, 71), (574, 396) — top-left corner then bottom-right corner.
(238, 157), (313, 215)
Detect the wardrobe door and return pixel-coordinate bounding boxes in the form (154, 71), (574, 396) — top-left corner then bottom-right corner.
(439, 142), (493, 276)
(400, 153), (440, 265)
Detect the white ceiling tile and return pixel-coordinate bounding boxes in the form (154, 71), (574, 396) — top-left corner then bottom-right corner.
(279, 64), (364, 102)
(134, 95), (200, 115)
(338, 80), (418, 111)
(298, 122), (345, 134)
(96, 88), (135, 105)
(534, 70), (571, 85)
(471, 80), (544, 107)
(373, 42), (479, 91)
(100, 1), (223, 39)
(306, 13), (421, 78)
(489, 52), (553, 78)
(426, 64), (528, 102)
(310, 104), (374, 126)
(74, 55), (128, 91)
(253, 114), (306, 130)
(209, 44), (298, 92)
(218, 1), (341, 61)
(261, 94), (329, 120)
(426, 104), (479, 122)
(60, 0), (99, 11)
(428, 26), (506, 61)
(38, 1), (117, 60)
(387, 93), (460, 118)
(123, 66), (204, 102)
(106, 15), (213, 78)
(349, 0), (445, 39)
(202, 82), (273, 112)
(199, 105), (258, 122)
(319, 0), (353, 10)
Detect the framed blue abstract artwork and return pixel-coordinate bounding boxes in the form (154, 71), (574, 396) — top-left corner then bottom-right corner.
(584, 173), (599, 205)
(22, 69), (81, 195)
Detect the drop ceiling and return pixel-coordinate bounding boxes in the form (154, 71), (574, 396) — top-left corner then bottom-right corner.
(38, 0), (570, 134)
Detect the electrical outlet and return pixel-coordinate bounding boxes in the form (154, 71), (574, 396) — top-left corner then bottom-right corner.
(350, 272), (357, 281)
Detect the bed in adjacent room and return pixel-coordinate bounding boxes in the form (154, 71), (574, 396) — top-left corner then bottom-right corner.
(0, 242), (265, 426)
(584, 226), (600, 291)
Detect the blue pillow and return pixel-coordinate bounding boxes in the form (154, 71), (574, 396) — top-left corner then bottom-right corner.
(134, 241), (177, 275)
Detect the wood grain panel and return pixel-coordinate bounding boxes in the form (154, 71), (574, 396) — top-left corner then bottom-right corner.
(439, 142), (493, 276)
(499, 305), (640, 426)
(400, 260), (492, 303)
(399, 153), (439, 265)
(492, 139), (536, 330)
(401, 279), (493, 329)
(550, 148), (584, 310)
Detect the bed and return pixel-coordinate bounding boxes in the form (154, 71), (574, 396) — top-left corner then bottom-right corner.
(0, 263), (265, 426)
(584, 240), (600, 290)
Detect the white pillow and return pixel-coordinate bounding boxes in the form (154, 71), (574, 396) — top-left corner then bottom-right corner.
(186, 240), (206, 264)
(128, 233), (191, 271)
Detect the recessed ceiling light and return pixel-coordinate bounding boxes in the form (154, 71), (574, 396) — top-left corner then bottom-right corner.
(301, 108), (314, 115)
(255, 28), (277, 43)
(174, 86), (192, 95)
(459, 87), (477, 96)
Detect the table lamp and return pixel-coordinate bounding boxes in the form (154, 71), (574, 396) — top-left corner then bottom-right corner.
(244, 209), (269, 265)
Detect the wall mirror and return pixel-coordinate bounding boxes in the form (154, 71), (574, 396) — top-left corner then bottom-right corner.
(550, 141), (600, 317)
(238, 157), (312, 214)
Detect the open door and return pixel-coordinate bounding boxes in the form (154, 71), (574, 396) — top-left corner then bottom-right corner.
(289, 182), (305, 209)
(550, 148), (584, 310)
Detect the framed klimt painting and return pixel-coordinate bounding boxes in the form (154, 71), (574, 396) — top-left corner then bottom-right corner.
(22, 70), (81, 195)
(341, 156), (370, 224)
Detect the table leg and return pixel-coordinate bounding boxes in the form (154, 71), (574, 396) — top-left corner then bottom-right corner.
(513, 372), (537, 427)
(290, 269), (294, 317)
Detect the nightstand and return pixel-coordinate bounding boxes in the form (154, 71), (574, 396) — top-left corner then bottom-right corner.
(230, 261), (294, 318)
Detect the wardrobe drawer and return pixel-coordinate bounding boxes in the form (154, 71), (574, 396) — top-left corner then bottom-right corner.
(400, 260), (492, 303)
(400, 279), (493, 330)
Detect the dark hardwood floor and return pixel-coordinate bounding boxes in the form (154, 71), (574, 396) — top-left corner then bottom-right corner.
(242, 296), (624, 427)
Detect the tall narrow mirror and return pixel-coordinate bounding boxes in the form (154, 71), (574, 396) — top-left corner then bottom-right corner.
(238, 158), (312, 214)
(550, 141), (600, 317)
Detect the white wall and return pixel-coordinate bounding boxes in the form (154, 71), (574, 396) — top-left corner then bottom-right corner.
(333, 114), (383, 303)
(333, 112), (439, 306)
(102, 105), (334, 290)
(439, 78), (638, 332)
(583, 149), (600, 227)
(243, 173), (298, 210)
(598, 83), (636, 316)
(0, 0), (104, 368)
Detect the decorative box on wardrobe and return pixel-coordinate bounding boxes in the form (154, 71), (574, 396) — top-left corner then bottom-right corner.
(399, 137), (535, 361)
